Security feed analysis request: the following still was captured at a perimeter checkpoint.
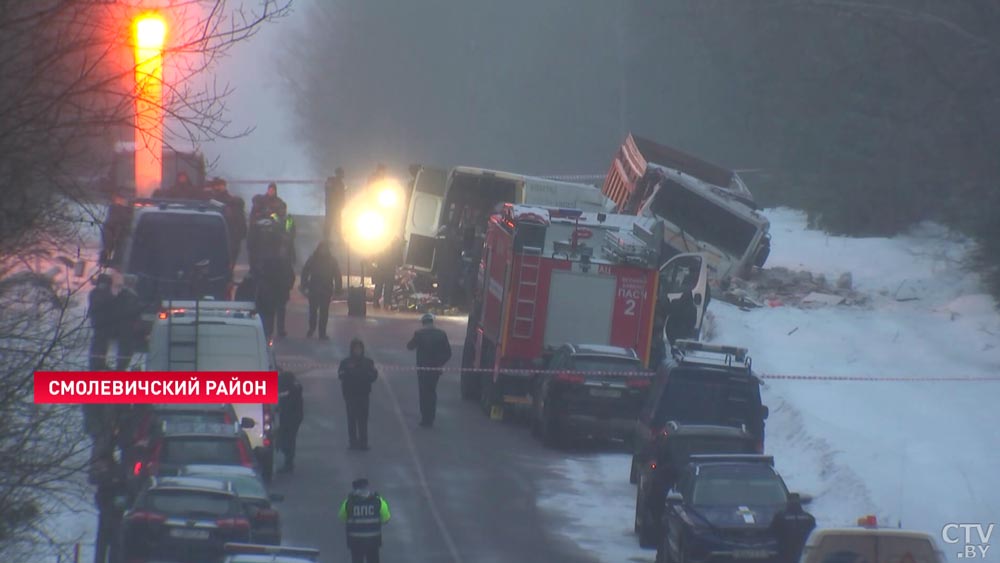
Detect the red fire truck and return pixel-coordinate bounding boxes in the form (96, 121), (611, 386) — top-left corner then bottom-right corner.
(461, 204), (709, 414)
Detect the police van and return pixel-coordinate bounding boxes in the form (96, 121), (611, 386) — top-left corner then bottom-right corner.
(145, 300), (278, 482)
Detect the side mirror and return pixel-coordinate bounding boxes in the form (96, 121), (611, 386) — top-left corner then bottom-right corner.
(241, 417), (256, 429)
(761, 405), (769, 420)
(269, 493), (285, 502)
(789, 492), (812, 506)
(666, 490), (684, 504)
(693, 293), (703, 306)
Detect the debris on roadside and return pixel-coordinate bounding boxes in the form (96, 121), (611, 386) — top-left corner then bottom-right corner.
(721, 266), (868, 309)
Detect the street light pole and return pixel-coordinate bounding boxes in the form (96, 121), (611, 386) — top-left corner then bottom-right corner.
(133, 13), (167, 198)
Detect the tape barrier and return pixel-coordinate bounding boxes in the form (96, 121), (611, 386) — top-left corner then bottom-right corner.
(276, 359), (1000, 382)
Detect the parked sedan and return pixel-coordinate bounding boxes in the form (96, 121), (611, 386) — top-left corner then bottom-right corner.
(122, 476), (252, 563)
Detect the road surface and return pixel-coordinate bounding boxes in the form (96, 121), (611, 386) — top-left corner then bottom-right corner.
(267, 297), (604, 563)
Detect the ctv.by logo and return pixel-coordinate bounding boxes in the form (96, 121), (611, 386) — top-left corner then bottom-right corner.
(942, 523), (995, 559)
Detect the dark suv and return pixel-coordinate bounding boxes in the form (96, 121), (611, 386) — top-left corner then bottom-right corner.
(656, 455), (814, 563)
(135, 422), (257, 485)
(530, 344), (652, 447)
(122, 476), (252, 562)
(633, 422), (758, 547)
(636, 340), (768, 458)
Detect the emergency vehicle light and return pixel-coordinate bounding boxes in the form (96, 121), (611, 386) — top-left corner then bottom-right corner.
(858, 515), (878, 528)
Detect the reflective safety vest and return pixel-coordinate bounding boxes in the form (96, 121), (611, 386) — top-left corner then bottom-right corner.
(345, 493), (385, 540)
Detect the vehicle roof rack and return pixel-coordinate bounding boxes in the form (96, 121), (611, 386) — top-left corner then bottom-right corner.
(133, 198), (225, 212)
(159, 300), (257, 320)
(224, 542), (320, 561)
(689, 454), (774, 466)
(672, 339), (751, 370)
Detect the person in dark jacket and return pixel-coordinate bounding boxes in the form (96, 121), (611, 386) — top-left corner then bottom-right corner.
(325, 168), (346, 242)
(256, 253), (295, 340)
(664, 289), (698, 344)
(250, 182), (288, 222)
(88, 274), (115, 370)
(338, 339), (378, 450)
(301, 240), (342, 339)
(205, 178), (247, 263)
(406, 313), (452, 427)
(100, 193), (131, 266)
(371, 239), (399, 309)
(278, 372), (304, 472)
(92, 452), (128, 563)
(113, 275), (144, 370)
(338, 477), (391, 563)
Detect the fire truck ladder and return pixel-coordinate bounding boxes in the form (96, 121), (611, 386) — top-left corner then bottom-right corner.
(512, 246), (542, 339)
(166, 299), (200, 371)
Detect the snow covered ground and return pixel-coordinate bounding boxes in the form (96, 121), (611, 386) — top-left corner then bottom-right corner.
(539, 207), (1000, 563)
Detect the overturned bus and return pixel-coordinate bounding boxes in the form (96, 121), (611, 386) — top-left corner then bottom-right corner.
(403, 165), (608, 272)
(602, 134), (770, 283)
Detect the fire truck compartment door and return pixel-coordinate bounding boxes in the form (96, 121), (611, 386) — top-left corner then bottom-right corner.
(404, 166), (448, 271)
(658, 253), (709, 336)
(543, 271), (616, 347)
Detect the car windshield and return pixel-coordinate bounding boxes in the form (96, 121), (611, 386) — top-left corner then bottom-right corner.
(691, 465), (787, 507)
(129, 212), (230, 281)
(162, 437), (241, 466)
(654, 369), (757, 427)
(144, 489), (234, 516)
(189, 473), (267, 501)
(573, 356), (640, 373)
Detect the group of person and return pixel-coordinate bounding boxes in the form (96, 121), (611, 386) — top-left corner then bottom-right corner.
(87, 273), (143, 371)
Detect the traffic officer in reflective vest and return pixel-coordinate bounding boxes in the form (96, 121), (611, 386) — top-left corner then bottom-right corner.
(339, 477), (391, 563)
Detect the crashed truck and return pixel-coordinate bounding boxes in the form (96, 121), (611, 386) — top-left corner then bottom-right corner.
(401, 166), (609, 306)
(602, 134), (771, 284)
(461, 203), (711, 416)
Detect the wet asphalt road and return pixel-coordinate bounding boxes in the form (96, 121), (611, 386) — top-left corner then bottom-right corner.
(265, 297), (602, 563)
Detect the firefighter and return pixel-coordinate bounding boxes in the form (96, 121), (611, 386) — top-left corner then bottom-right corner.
(278, 372), (304, 473)
(338, 339), (378, 450)
(87, 274), (115, 370)
(406, 313), (452, 427)
(771, 494), (816, 563)
(100, 193), (130, 266)
(301, 240), (342, 339)
(665, 289), (698, 344)
(112, 274), (143, 371)
(325, 168), (346, 242)
(250, 182), (288, 222)
(339, 477), (391, 563)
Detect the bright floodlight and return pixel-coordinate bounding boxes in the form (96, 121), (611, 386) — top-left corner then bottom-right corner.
(355, 209), (387, 242)
(134, 13), (167, 52)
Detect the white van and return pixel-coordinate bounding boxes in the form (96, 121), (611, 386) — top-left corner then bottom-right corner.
(145, 300), (277, 481)
(404, 166), (609, 272)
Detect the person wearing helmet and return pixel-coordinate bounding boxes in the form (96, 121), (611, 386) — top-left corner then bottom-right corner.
(250, 182), (288, 222)
(406, 314), (452, 427)
(338, 338), (378, 450)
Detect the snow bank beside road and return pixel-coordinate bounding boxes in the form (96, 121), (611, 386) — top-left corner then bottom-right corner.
(540, 208), (1000, 562)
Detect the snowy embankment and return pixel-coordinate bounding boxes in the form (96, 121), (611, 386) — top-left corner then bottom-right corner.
(539, 208), (1000, 563)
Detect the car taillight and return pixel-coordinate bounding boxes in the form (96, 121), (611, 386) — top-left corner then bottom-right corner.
(127, 511), (167, 524)
(254, 508), (279, 522)
(237, 440), (253, 468)
(262, 404), (273, 435)
(132, 461), (143, 476)
(554, 371), (585, 385)
(216, 517), (251, 532)
(626, 377), (651, 388)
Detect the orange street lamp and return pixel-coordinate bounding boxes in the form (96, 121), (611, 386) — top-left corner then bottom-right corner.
(132, 12), (167, 198)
